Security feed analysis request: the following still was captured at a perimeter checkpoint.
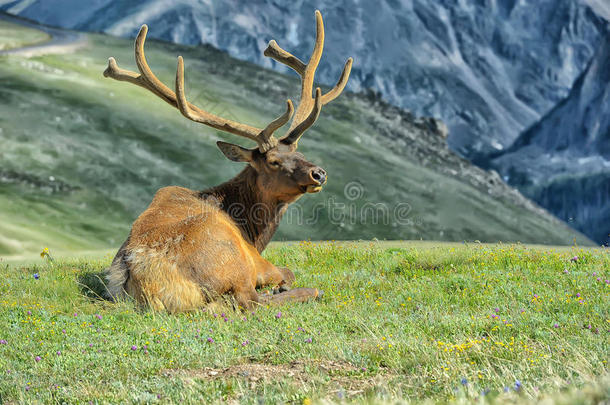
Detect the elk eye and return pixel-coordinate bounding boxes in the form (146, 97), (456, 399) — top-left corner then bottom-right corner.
(269, 160), (281, 169)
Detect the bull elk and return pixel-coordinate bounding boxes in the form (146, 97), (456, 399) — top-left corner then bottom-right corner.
(104, 11), (352, 312)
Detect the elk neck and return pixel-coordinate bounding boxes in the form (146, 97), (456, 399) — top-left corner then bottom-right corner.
(199, 165), (289, 252)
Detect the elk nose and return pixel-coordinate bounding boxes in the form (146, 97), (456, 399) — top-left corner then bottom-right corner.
(310, 167), (327, 185)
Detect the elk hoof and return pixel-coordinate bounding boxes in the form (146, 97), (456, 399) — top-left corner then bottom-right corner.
(272, 285), (291, 295)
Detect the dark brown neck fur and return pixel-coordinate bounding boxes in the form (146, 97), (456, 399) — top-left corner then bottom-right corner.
(199, 166), (289, 252)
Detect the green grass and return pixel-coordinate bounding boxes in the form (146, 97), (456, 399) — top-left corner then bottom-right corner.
(0, 19), (49, 50)
(0, 242), (608, 403)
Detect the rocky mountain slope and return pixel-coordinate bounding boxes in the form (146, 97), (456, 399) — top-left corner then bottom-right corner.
(1, 0), (606, 160)
(0, 17), (590, 256)
(491, 34), (610, 244)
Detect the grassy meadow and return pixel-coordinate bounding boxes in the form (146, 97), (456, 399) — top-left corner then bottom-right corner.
(0, 241), (608, 403)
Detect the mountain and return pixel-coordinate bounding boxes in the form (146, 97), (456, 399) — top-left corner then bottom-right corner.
(491, 34), (610, 245)
(0, 15), (591, 256)
(0, 0), (606, 161)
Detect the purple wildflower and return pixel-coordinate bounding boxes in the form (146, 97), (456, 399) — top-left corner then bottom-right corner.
(56, 351), (61, 355)
(275, 311), (282, 319)
(33, 273), (39, 280)
(0, 339), (6, 345)
(570, 256), (578, 262)
(553, 323), (559, 328)
(34, 356), (41, 362)
(131, 345), (137, 351)
(95, 314), (102, 320)
(515, 380), (522, 391)
(461, 377), (468, 386)
(494, 307), (500, 313)
(305, 337), (312, 343)
(241, 340), (249, 346)
(25, 386), (30, 391)
(27, 311), (32, 316)
(207, 337), (214, 343)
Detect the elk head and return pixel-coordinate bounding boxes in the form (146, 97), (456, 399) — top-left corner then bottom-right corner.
(103, 10), (352, 202)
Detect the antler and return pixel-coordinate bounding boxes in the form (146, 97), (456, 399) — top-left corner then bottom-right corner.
(103, 25), (293, 152)
(104, 11), (351, 152)
(264, 10), (353, 147)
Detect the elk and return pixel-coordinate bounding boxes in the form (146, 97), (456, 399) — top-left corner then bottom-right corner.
(103, 11), (352, 312)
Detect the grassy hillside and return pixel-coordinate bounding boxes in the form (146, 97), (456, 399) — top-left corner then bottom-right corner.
(0, 21), (592, 257)
(0, 242), (608, 403)
(0, 19), (49, 50)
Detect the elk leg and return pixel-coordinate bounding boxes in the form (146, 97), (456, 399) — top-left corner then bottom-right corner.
(258, 287), (322, 305)
(274, 267), (295, 293)
(234, 287), (259, 311)
(256, 263), (295, 290)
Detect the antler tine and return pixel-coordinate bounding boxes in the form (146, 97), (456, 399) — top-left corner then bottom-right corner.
(175, 55), (258, 141)
(321, 57), (353, 105)
(302, 10), (325, 101)
(134, 25), (177, 105)
(264, 41), (305, 75)
(282, 88), (322, 146)
(105, 24), (291, 152)
(260, 100), (294, 144)
(262, 10), (352, 147)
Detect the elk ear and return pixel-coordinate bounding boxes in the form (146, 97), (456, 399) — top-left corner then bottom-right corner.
(216, 141), (254, 162)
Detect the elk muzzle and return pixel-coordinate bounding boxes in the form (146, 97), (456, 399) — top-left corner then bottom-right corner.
(307, 167), (327, 193)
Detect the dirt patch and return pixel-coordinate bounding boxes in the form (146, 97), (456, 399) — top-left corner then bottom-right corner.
(162, 359), (357, 382)
(162, 359), (389, 396)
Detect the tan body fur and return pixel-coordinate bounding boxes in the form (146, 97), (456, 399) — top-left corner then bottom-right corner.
(107, 176), (295, 312)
